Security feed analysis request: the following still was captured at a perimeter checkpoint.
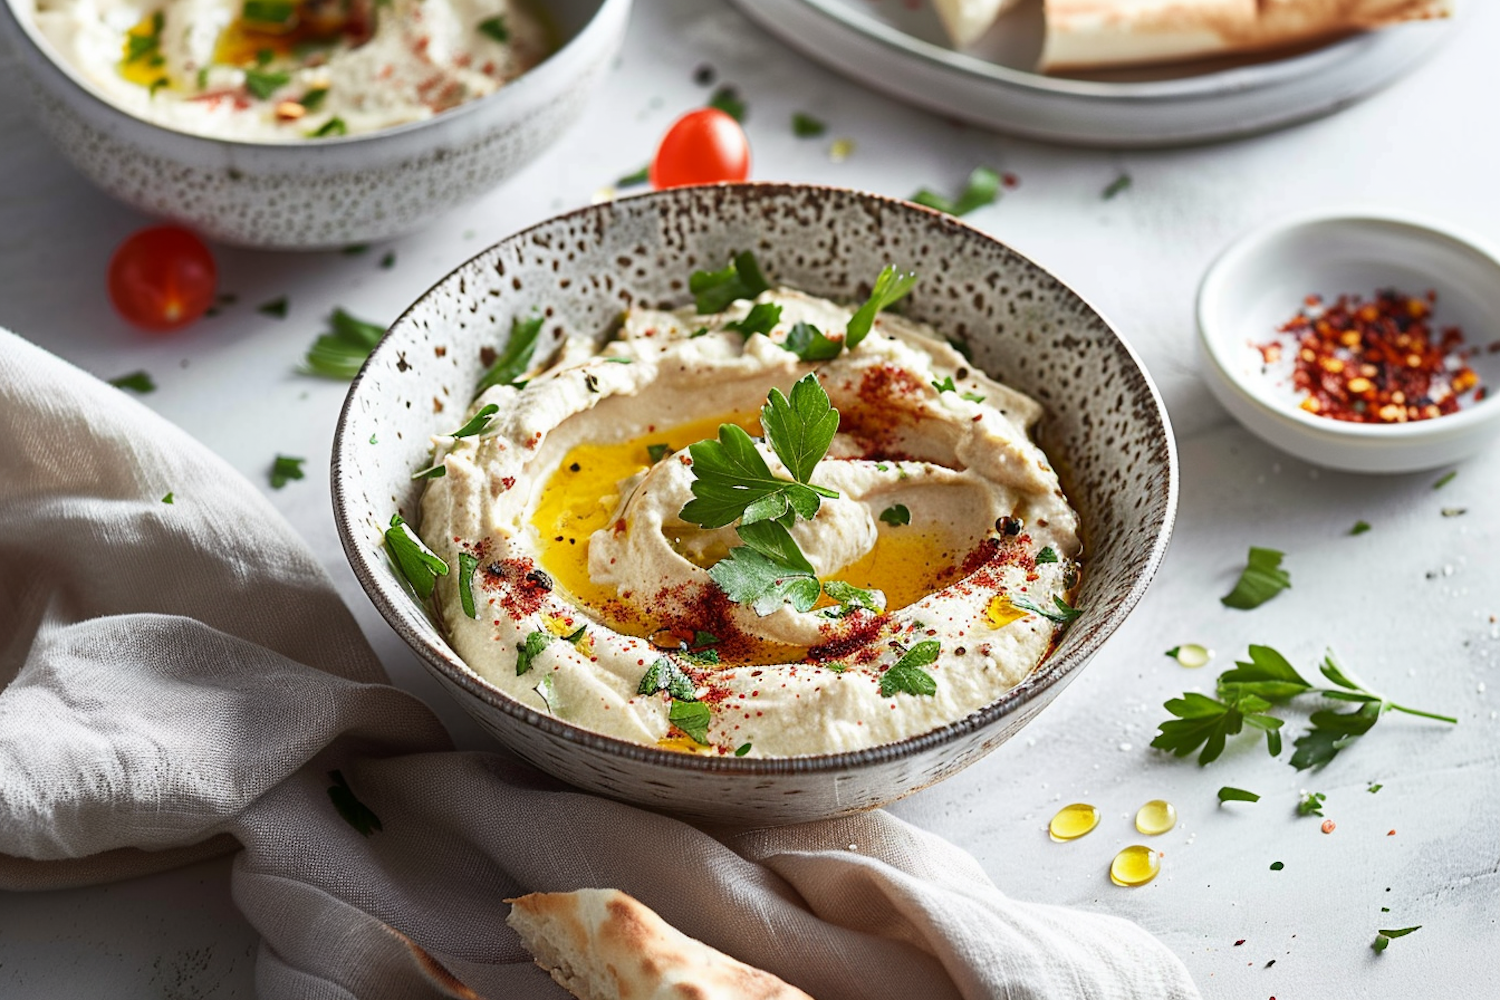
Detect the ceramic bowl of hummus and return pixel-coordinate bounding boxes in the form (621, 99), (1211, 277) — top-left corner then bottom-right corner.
(0, 0), (629, 247)
(332, 183), (1178, 824)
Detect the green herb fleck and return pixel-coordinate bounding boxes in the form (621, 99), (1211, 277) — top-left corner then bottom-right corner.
(1269, 861), (1284, 871)
(961, 391), (986, 403)
(880, 504), (911, 527)
(478, 15), (510, 43)
(725, 302), (783, 339)
(301, 87), (328, 112)
(244, 68), (290, 100)
(307, 117), (348, 138)
(1218, 786), (1260, 803)
(735, 742), (752, 756)
(411, 462), (445, 481)
(1102, 173), (1132, 200)
(880, 640), (940, 698)
(616, 165), (649, 187)
(243, 0), (295, 24)
(380, 250), (396, 269)
(301, 308), (384, 379)
(846, 265), (918, 349)
(515, 630), (551, 676)
(1010, 594), (1082, 624)
(783, 321), (843, 362)
(384, 513), (448, 600)
(475, 313), (546, 394)
(1433, 470), (1457, 489)
(563, 625), (588, 644)
(1372, 926), (1420, 952)
(911, 166), (1001, 217)
(689, 251), (769, 314)
(707, 84), (745, 122)
(1368, 782), (1383, 794)
(669, 699), (712, 744)
(269, 454), (305, 489)
(1298, 791), (1326, 817)
(1221, 546), (1291, 609)
(124, 11), (164, 66)
(819, 579), (885, 619)
(1350, 520), (1371, 535)
(931, 376), (956, 393)
(109, 370), (156, 393)
(449, 403), (499, 439)
(258, 296), (288, 319)
(646, 443), (672, 463)
(327, 770), (382, 837)
(161, 492), (175, 504)
(638, 658), (696, 701)
(1036, 546), (1058, 564)
(1441, 507), (1466, 518)
(791, 111), (826, 137)
(457, 552), (479, 618)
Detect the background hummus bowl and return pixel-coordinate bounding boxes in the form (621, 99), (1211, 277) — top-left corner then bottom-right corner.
(0, 0), (630, 249)
(332, 183), (1178, 824)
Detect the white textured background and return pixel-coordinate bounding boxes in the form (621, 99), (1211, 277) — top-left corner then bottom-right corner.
(1, 1), (1497, 996)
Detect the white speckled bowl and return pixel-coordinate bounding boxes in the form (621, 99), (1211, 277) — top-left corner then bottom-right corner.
(1198, 210), (1500, 474)
(0, 0), (630, 249)
(332, 184), (1178, 824)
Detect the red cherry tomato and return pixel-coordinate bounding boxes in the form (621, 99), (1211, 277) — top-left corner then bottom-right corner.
(108, 226), (218, 332)
(650, 108), (751, 189)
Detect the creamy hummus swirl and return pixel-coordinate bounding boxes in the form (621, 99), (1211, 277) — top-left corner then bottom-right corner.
(30, 0), (547, 140)
(419, 285), (1082, 757)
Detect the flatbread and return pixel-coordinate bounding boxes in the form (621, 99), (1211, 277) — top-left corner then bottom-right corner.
(1040, 0), (1455, 72)
(932, 0), (1028, 47)
(506, 889), (817, 1000)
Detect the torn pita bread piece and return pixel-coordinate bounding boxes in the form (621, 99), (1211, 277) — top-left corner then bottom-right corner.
(506, 889), (817, 1000)
(932, 0), (1028, 48)
(1040, 0), (1455, 73)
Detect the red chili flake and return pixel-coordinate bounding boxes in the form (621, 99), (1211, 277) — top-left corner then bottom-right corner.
(1234, 939), (1245, 946)
(1260, 289), (1481, 424)
(1321, 819), (1336, 835)
(1387, 829), (1396, 836)
(1002, 173), (1020, 189)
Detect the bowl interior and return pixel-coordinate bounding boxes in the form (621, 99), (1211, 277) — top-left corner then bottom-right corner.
(333, 184), (1177, 775)
(1200, 214), (1500, 437)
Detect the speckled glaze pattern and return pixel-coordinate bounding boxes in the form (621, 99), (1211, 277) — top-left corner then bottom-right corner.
(331, 184), (1179, 825)
(0, 0), (629, 249)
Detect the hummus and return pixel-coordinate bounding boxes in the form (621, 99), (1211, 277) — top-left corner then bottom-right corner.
(29, 0), (548, 140)
(417, 267), (1083, 757)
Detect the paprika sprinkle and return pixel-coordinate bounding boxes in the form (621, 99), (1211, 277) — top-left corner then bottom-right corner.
(1260, 289), (1483, 424)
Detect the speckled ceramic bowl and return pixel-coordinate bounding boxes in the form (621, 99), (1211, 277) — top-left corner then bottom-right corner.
(332, 183), (1178, 824)
(0, 0), (629, 249)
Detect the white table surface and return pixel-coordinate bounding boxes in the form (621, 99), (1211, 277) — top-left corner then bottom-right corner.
(3, 1), (1498, 996)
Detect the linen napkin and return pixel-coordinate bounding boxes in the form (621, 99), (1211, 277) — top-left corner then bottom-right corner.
(0, 328), (1201, 1000)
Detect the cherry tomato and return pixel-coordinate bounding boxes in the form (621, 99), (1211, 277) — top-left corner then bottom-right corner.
(650, 108), (751, 189)
(108, 225), (218, 332)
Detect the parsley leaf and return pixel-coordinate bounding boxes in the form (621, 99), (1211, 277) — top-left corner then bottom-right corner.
(476, 313), (545, 394)
(1216, 644), (1313, 704)
(458, 552), (479, 619)
(791, 111), (826, 137)
(109, 370), (156, 393)
(1010, 593), (1082, 624)
(302, 308), (384, 379)
(961, 391), (986, 403)
(690, 251), (769, 314)
(1291, 704), (1382, 770)
(478, 15), (510, 43)
(1221, 546), (1291, 609)
(243, 0), (295, 24)
(820, 578), (885, 618)
(1373, 926), (1421, 952)
(1217, 786), (1260, 803)
(258, 296), (288, 319)
(1433, 470), (1456, 489)
(1350, 520), (1371, 536)
(783, 321), (843, 362)
(879, 504), (910, 527)
(301, 87), (329, 112)
(725, 302), (782, 338)
(761, 373), (840, 485)
(1036, 546), (1058, 564)
(327, 770), (382, 837)
(450, 403), (499, 438)
(932, 376), (956, 393)
(707, 544), (820, 615)
(880, 640), (939, 697)
(681, 424), (828, 529)
(307, 117), (348, 138)
(638, 658), (696, 701)
(1151, 692), (1281, 765)
(385, 514), (448, 600)
(735, 742), (752, 756)
(515, 630), (551, 676)
(269, 454), (305, 489)
(669, 700), (712, 744)
(161, 492), (175, 504)
(244, 68), (290, 100)
(911, 166), (1001, 217)
(707, 84), (745, 122)
(1102, 173), (1132, 200)
(1297, 790), (1327, 816)
(846, 265), (918, 349)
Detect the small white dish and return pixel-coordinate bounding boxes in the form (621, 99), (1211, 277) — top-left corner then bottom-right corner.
(1197, 210), (1500, 474)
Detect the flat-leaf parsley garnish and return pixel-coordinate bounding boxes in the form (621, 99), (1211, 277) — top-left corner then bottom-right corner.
(910, 166), (1000, 218)
(781, 321), (843, 362)
(1217, 786), (1260, 804)
(109, 370), (156, 393)
(1036, 546), (1058, 564)
(476, 313), (546, 395)
(1221, 546), (1290, 609)
(669, 700), (713, 744)
(244, 68), (290, 100)
(478, 14), (509, 43)
(458, 552), (479, 619)
(845, 265), (918, 348)
(1372, 926), (1421, 952)
(307, 117), (348, 138)
(1010, 593), (1082, 623)
(707, 84), (745, 122)
(1102, 173), (1133, 200)
(450, 403), (499, 439)
(725, 302), (783, 338)
(385, 514), (448, 600)
(880, 640), (940, 698)
(638, 658), (696, 701)
(515, 630), (551, 676)
(269, 454), (305, 489)
(690, 251), (769, 314)
(302, 308), (384, 380)
(879, 504), (910, 526)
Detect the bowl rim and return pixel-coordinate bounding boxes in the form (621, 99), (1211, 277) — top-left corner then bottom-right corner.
(331, 181), (1180, 776)
(1196, 207), (1500, 441)
(0, 0), (628, 150)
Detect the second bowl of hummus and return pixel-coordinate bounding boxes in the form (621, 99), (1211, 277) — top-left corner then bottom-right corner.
(333, 183), (1178, 824)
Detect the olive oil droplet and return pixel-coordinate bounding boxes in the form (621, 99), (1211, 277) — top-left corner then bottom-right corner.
(1110, 845), (1161, 887)
(1135, 799), (1177, 836)
(1049, 802), (1100, 842)
(1172, 643), (1212, 668)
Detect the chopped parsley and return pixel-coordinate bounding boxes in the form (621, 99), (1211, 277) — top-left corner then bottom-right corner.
(845, 265), (918, 348)
(341, 244), (368, 256)
(616, 165), (650, 188)
(302, 308), (384, 379)
(327, 770), (382, 837)
(1217, 786), (1260, 803)
(707, 84), (745, 122)
(783, 321), (842, 362)
(125, 12), (164, 67)
(109, 370), (156, 393)
(1373, 926), (1420, 952)
(450, 403), (499, 438)
(1220, 546), (1291, 609)
(1350, 520), (1371, 535)
(961, 391), (985, 403)
(879, 504), (910, 527)
(385, 513), (448, 600)
(244, 68), (290, 100)
(880, 640), (939, 698)
(475, 313), (545, 394)
(1433, 470), (1457, 489)
(515, 630), (551, 676)
(243, 0), (295, 25)
(301, 87), (329, 112)
(791, 111), (826, 137)
(478, 15), (510, 43)
(161, 492), (175, 504)
(819, 579), (884, 618)
(1297, 791), (1326, 817)
(1102, 173), (1132, 200)
(735, 742), (752, 756)
(1368, 782), (1383, 794)
(910, 166), (1001, 217)
(380, 250), (396, 269)
(1036, 546), (1058, 564)
(1010, 593), (1082, 623)
(669, 700), (712, 744)
(307, 117), (348, 138)
(258, 296), (288, 319)
(458, 552), (479, 619)
(690, 251), (769, 314)
(269, 454), (305, 489)
(1269, 861), (1284, 871)
(637, 658), (696, 701)
(931, 376), (957, 393)
(725, 302), (783, 339)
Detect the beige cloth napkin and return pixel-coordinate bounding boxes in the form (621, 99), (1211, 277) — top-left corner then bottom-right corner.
(0, 328), (1201, 1000)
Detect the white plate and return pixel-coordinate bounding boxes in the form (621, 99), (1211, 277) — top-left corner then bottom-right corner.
(1197, 210), (1500, 474)
(727, 0), (1455, 148)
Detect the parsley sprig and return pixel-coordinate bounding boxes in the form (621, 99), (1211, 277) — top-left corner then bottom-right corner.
(1221, 546), (1291, 609)
(690, 252), (770, 314)
(1152, 645), (1456, 768)
(910, 167), (1001, 218)
(302, 308), (385, 380)
(385, 514), (448, 600)
(476, 313), (545, 395)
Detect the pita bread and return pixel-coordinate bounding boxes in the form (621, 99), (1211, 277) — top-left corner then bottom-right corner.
(932, 0), (1028, 48)
(506, 889), (817, 1000)
(1040, 0), (1455, 72)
